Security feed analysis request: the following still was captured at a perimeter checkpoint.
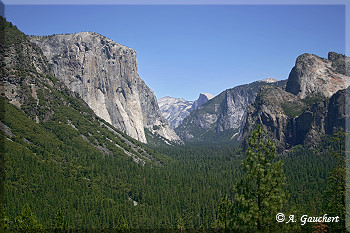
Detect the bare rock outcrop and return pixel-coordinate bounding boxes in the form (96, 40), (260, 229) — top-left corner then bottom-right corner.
(286, 52), (350, 98)
(30, 32), (180, 143)
(158, 97), (193, 129)
(175, 79), (284, 143)
(242, 52), (350, 152)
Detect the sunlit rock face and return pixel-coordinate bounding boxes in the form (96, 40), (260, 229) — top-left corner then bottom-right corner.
(175, 80), (283, 143)
(286, 52), (350, 99)
(158, 96), (193, 129)
(241, 52), (350, 152)
(31, 32), (181, 143)
(158, 93), (215, 129)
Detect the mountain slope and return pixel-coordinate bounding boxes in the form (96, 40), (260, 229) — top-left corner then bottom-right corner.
(30, 32), (180, 144)
(1, 16), (186, 228)
(175, 79), (285, 144)
(1, 18), (161, 165)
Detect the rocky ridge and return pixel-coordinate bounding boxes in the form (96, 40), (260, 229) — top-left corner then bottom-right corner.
(175, 79), (285, 143)
(158, 93), (214, 129)
(30, 32), (180, 144)
(158, 96), (193, 129)
(286, 52), (350, 99)
(241, 52), (350, 151)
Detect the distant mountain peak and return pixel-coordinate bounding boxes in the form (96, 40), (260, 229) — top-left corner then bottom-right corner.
(199, 93), (214, 100)
(192, 93), (214, 110)
(158, 96), (193, 129)
(158, 93), (215, 129)
(261, 77), (278, 83)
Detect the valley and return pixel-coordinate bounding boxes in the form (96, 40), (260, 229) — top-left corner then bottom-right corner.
(0, 16), (349, 232)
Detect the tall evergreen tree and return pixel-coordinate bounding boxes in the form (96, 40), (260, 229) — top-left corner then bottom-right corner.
(14, 203), (42, 232)
(234, 125), (286, 232)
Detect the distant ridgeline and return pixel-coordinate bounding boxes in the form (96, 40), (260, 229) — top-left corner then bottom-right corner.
(169, 53), (350, 151)
(158, 93), (214, 129)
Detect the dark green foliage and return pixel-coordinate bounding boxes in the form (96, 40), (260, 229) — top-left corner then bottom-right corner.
(53, 209), (68, 231)
(183, 128), (239, 146)
(281, 95), (327, 118)
(0, 16), (27, 47)
(234, 125), (286, 232)
(281, 101), (306, 118)
(328, 52), (350, 76)
(2, 99), (341, 231)
(283, 145), (335, 214)
(301, 95), (327, 106)
(144, 128), (177, 148)
(324, 132), (347, 232)
(0, 204), (9, 232)
(2, 98), (245, 230)
(212, 194), (234, 231)
(115, 215), (130, 232)
(46, 74), (59, 83)
(176, 217), (186, 232)
(14, 203), (42, 232)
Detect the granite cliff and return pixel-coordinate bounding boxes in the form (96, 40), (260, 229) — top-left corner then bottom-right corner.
(30, 32), (180, 144)
(175, 79), (285, 144)
(1, 18), (162, 165)
(286, 52), (350, 98)
(241, 52), (350, 152)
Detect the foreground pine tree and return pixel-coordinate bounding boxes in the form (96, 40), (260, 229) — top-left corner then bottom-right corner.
(234, 125), (286, 232)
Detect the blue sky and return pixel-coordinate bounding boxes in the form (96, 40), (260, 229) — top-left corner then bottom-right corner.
(3, 4), (346, 100)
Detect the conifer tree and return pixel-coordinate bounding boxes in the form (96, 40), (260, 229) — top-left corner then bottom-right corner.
(14, 203), (42, 231)
(234, 125), (286, 232)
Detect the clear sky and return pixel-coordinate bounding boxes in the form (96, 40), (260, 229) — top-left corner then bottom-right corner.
(3, 3), (346, 100)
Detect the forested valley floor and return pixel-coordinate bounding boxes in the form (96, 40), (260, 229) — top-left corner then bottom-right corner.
(1, 103), (343, 231)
